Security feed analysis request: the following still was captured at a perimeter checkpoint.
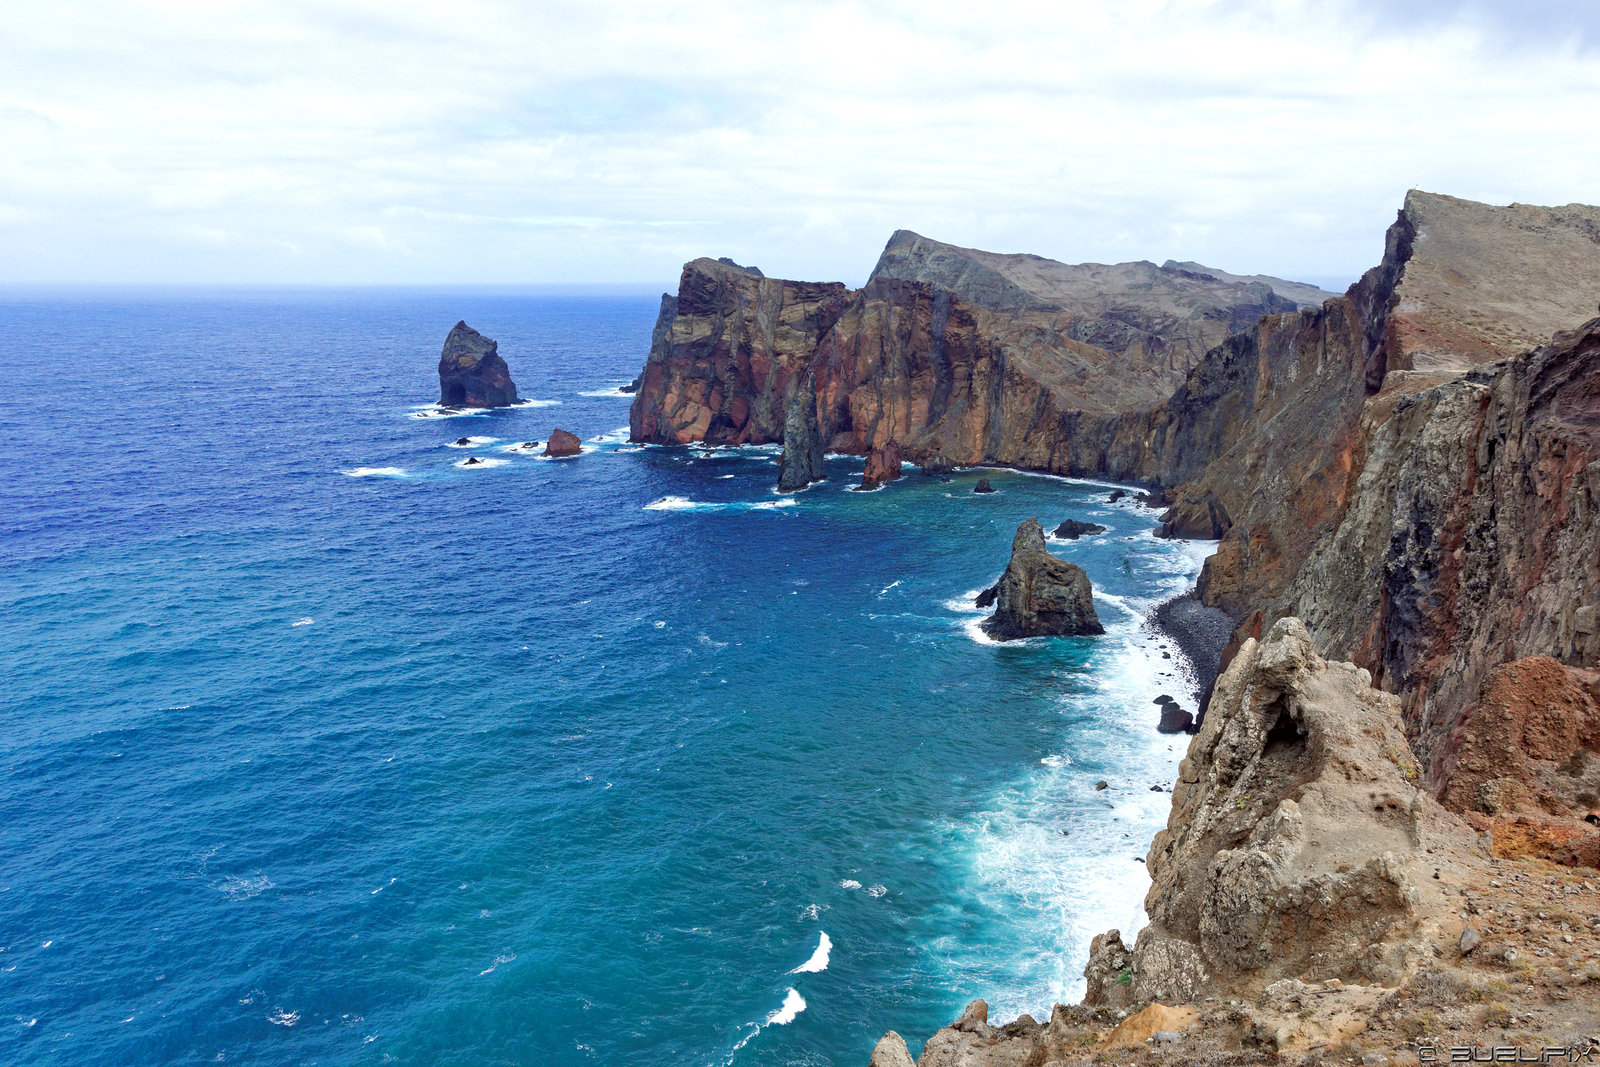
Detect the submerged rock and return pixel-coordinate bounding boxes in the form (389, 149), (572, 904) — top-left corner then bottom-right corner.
(1052, 518), (1107, 540)
(858, 440), (902, 490)
(544, 429), (582, 457)
(979, 519), (1104, 640)
(776, 372), (826, 492)
(973, 478), (995, 494)
(438, 321), (518, 408)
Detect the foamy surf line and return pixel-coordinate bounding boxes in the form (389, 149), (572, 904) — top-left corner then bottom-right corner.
(944, 537), (1211, 1016)
(643, 496), (796, 513)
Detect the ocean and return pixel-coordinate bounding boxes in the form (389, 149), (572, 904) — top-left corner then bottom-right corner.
(0, 288), (1208, 1066)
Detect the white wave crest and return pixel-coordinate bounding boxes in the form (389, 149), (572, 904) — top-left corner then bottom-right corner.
(455, 457), (509, 469)
(789, 931), (831, 974)
(578, 386), (634, 398)
(839, 879), (862, 890)
(511, 398), (562, 408)
(343, 467), (407, 478)
(446, 436), (498, 448)
(765, 988), (806, 1026)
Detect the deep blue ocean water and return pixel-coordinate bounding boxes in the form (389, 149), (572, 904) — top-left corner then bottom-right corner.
(0, 288), (1209, 1066)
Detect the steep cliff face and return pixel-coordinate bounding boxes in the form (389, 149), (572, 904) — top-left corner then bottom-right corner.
(1152, 194), (1600, 812)
(629, 239), (1334, 472)
(627, 259), (852, 446)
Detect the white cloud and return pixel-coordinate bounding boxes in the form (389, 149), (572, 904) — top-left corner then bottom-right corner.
(1, 0), (1597, 285)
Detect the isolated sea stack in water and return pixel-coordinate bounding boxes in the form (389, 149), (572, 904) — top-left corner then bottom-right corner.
(858, 440), (902, 490)
(544, 429), (581, 457)
(776, 372), (826, 492)
(438, 321), (518, 408)
(979, 518), (1104, 639)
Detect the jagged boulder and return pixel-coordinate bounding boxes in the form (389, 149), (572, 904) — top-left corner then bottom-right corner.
(544, 429), (582, 457)
(973, 478), (995, 494)
(1052, 518), (1106, 540)
(777, 372), (826, 492)
(921, 454), (957, 478)
(1084, 618), (1483, 1006)
(858, 440), (902, 490)
(438, 321), (518, 408)
(979, 519), (1104, 640)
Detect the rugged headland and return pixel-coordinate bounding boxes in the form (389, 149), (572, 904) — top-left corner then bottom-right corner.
(629, 191), (1600, 1058)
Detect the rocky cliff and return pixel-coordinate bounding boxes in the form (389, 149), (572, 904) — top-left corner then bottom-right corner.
(438, 320), (518, 408)
(625, 191), (1600, 1059)
(875, 192), (1600, 1061)
(628, 239), (1333, 472)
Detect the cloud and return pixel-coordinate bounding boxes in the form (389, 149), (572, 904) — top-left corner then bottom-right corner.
(1, 0), (1597, 285)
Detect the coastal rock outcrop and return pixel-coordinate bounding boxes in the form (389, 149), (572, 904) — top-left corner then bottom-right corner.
(629, 237), (1332, 469)
(972, 478), (994, 494)
(1083, 618), (1481, 1006)
(438, 321), (518, 408)
(979, 519), (1104, 639)
(858, 440), (902, 490)
(1051, 518), (1106, 540)
(776, 372), (826, 492)
(544, 429), (581, 457)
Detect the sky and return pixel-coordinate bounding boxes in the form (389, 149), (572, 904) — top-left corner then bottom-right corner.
(3, 0), (1598, 288)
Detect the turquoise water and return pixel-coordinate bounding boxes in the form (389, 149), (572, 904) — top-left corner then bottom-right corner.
(0, 289), (1206, 1065)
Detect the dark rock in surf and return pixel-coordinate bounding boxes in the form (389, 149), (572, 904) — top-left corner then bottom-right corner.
(1107, 489), (1126, 503)
(1157, 703), (1195, 734)
(973, 478), (996, 494)
(438, 321), (518, 408)
(544, 429), (582, 457)
(1052, 518), (1107, 540)
(980, 518), (1105, 640)
(777, 372), (826, 492)
(921, 454), (956, 478)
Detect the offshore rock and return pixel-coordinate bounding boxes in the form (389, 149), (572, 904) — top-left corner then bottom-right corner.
(858, 440), (902, 490)
(438, 321), (518, 408)
(1051, 518), (1106, 540)
(1156, 700), (1194, 734)
(980, 519), (1104, 640)
(972, 478), (995, 494)
(543, 429), (581, 457)
(776, 372), (826, 492)
(1083, 618), (1481, 1006)
(920, 453), (956, 478)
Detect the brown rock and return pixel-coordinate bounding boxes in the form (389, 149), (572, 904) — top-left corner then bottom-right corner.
(544, 429), (582, 457)
(858, 440), (902, 490)
(1083, 618), (1484, 1006)
(980, 519), (1103, 640)
(1101, 1003), (1196, 1051)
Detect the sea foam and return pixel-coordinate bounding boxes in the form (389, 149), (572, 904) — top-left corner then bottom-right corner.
(789, 931), (831, 974)
(765, 988), (806, 1026)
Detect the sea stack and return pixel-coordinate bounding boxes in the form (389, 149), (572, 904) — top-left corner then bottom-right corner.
(858, 440), (902, 490)
(776, 372), (826, 492)
(979, 518), (1104, 639)
(1052, 518), (1107, 540)
(544, 429), (582, 457)
(438, 321), (518, 408)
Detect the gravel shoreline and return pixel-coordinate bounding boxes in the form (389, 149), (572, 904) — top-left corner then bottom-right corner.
(1146, 592), (1235, 718)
